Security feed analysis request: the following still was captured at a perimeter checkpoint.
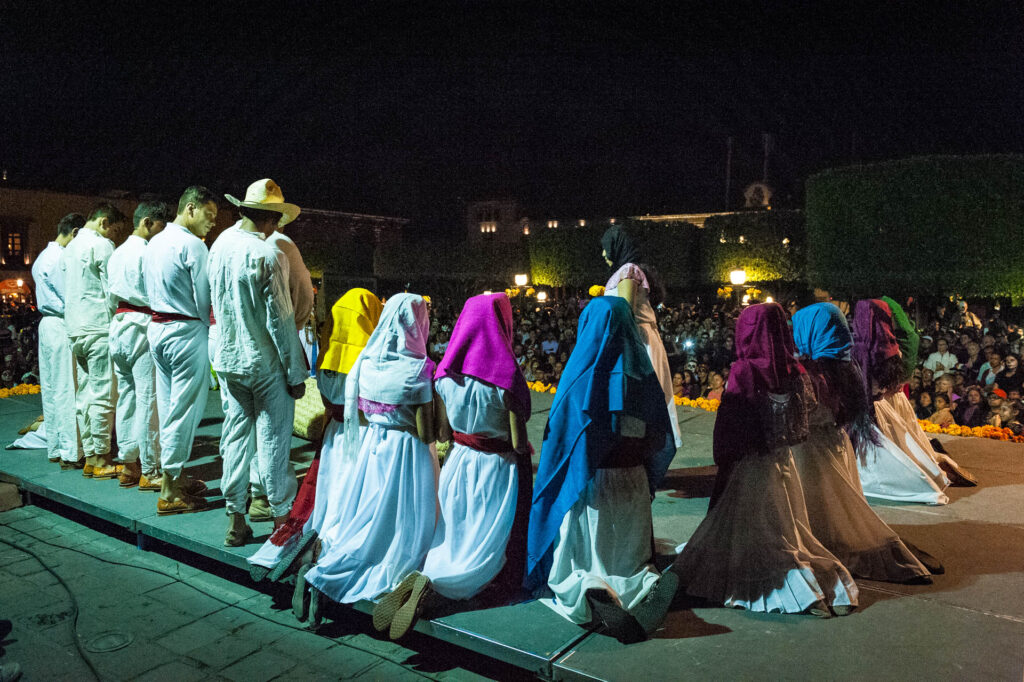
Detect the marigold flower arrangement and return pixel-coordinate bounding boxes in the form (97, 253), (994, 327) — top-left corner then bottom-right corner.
(918, 418), (1024, 444)
(674, 395), (720, 412)
(526, 380), (558, 395)
(588, 285), (606, 297)
(0, 383), (42, 399)
(716, 286), (733, 299)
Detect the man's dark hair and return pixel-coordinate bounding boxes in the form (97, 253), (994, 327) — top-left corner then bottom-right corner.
(176, 185), (218, 215)
(87, 202), (127, 226)
(238, 205), (282, 225)
(56, 213), (86, 238)
(133, 200), (174, 228)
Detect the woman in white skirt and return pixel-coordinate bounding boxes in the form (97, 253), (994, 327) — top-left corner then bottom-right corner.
(600, 226), (681, 496)
(673, 303), (858, 617)
(526, 296), (677, 644)
(373, 292), (533, 639)
(851, 299), (970, 505)
(790, 302), (933, 583)
(304, 293), (438, 606)
(247, 288), (382, 587)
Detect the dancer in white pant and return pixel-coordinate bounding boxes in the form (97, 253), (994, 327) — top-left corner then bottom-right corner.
(32, 213), (84, 468)
(108, 201), (173, 489)
(212, 180), (308, 546)
(61, 202), (126, 480)
(247, 216), (316, 522)
(143, 186), (218, 514)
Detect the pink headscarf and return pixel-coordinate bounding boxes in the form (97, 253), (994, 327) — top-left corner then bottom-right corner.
(727, 302), (806, 400)
(435, 293), (531, 418)
(851, 299), (901, 399)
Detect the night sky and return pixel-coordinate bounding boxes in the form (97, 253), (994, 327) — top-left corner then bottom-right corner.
(2, 2), (1022, 233)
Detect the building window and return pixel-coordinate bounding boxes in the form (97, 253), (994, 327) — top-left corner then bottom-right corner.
(523, 225), (530, 235)
(547, 220), (558, 229)
(2, 230), (23, 264)
(479, 221), (497, 234)
(578, 219), (586, 227)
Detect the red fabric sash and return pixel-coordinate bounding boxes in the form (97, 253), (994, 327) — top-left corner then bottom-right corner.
(453, 431), (514, 454)
(210, 310), (216, 325)
(268, 457), (320, 547)
(115, 301), (155, 316)
(151, 311), (200, 324)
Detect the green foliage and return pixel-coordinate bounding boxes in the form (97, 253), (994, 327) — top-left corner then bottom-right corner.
(528, 220), (702, 288)
(300, 235), (374, 278)
(806, 155), (1024, 298)
(701, 210), (804, 284)
(374, 238), (529, 283)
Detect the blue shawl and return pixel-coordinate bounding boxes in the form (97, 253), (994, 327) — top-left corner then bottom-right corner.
(792, 303), (852, 361)
(524, 296), (669, 591)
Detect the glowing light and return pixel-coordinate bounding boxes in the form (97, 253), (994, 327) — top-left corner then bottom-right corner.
(742, 294), (751, 305)
(729, 269), (747, 285)
(16, 279), (23, 288)
(738, 235), (746, 244)
(765, 296), (774, 303)
(782, 237), (790, 246)
(537, 291), (548, 302)
(578, 219), (586, 227)
(514, 274), (528, 287)
(483, 290), (492, 295)
(547, 220), (558, 229)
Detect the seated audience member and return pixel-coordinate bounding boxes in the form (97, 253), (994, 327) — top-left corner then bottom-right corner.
(915, 391), (935, 420)
(994, 399), (1024, 436)
(934, 375), (957, 405)
(927, 394), (956, 428)
(986, 389), (1006, 425)
(920, 368), (935, 392)
(979, 351), (1003, 387)
(672, 372), (685, 399)
(953, 386), (987, 428)
(682, 369), (701, 399)
(924, 338), (957, 379)
(704, 371), (725, 401)
(905, 375), (923, 400)
(541, 333), (559, 356)
(696, 364), (710, 395)
(962, 342), (985, 380)
(995, 353), (1024, 396)
(918, 335), (934, 362)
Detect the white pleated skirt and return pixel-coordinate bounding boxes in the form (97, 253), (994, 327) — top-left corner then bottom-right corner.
(305, 423), (437, 603)
(857, 422), (949, 506)
(422, 444), (519, 600)
(674, 447), (858, 614)
(544, 466), (661, 625)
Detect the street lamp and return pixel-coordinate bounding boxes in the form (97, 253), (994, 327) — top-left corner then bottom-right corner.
(536, 291), (547, 302)
(514, 274), (528, 287)
(729, 269), (747, 286)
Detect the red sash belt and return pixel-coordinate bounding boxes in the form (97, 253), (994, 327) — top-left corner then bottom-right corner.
(151, 311), (200, 324)
(453, 431), (514, 454)
(115, 301), (155, 316)
(210, 311), (216, 325)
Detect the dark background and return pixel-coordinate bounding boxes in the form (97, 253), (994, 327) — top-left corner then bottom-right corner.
(1, 1), (1022, 233)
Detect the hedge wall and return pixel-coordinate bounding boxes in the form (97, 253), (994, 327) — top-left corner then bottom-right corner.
(701, 210), (804, 284)
(806, 155), (1024, 298)
(374, 238), (529, 284)
(528, 220), (701, 288)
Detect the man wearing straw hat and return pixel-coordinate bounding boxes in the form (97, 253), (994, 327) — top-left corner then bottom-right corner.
(209, 179), (308, 546)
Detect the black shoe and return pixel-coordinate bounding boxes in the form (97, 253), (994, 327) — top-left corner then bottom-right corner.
(585, 588), (648, 644)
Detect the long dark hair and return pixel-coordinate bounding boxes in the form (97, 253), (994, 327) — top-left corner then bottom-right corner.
(600, 226), (665, 306)
(804, 357), (877, 449)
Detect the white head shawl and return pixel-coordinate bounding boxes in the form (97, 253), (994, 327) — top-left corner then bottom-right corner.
(341, 293), (434, 463)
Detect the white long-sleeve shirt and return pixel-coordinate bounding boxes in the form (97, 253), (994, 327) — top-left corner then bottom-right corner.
(61, 228), (115, 336)
(924, 351), (958, 379)
(208, 226), (307, 387)
(266, 231), (314, 331)
(107, 235), (150, 308)
(31, 241), (66, 318)
(143, 223), (210, 324)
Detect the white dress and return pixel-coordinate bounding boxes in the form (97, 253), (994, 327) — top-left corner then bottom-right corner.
(422, 375), (519, 600)
(857, 392), (949, 505)
(791, 404), (930, 582)
(247, 369), (353, 573)
(674, 430), (859, 614)
(544, 416), (661, 625)
(305, 402), (438, 603)
(605, 264), (682, 448)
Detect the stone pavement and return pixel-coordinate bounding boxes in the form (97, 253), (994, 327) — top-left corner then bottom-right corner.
(0, 504), (502, 681)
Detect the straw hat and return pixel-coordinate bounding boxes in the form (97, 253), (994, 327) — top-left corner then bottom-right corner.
(225, 178), (301, 227)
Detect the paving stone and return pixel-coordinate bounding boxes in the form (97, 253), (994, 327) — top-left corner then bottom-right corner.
(196, 606), (261, 635)
(305, 642), (385, 678)
(268, 663), (338, 681)
(268, 628), (336, 660)
(5, 557), (47, 576)
(8, 515), (52, 532)
(132, 659), (210, 682)
(91, 596), (200, 640)
(219, 648), (297, 682)
(156, 616), (231, 655)
(186, 571), (261, 605)
(231, 618), (293, 646)
(147, 581), (226, 619)
(88, 637), (178, 682)
(187, 633), (262, 670)
(355, 660), (425, 680)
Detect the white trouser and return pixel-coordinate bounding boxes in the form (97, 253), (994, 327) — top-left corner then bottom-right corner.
(149, 320), (209, 479)
(110, 313), (160, 475)
(69, 332), (115, 457)
(219, 370), (297, 517)
(38, 315), (81, 462)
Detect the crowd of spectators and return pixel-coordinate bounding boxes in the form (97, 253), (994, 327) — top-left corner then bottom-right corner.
(0, 299), (40, 388)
